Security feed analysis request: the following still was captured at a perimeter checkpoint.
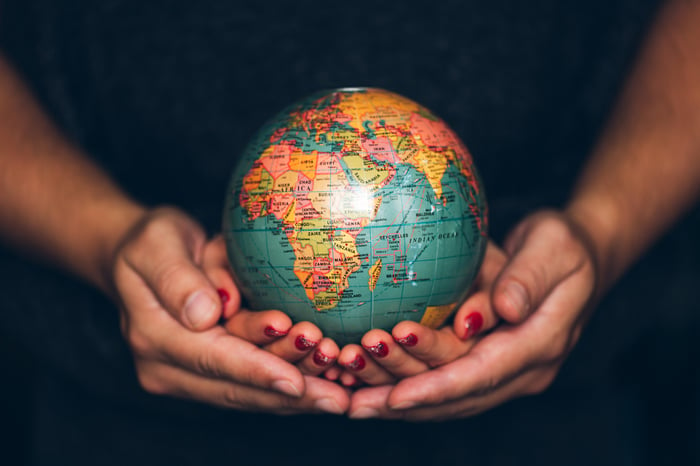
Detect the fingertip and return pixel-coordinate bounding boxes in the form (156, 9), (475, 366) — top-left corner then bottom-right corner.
(452, 292), (493, 340)
(493, 279), (530, 323)
(324, 365), (342, 381)
(361, 329), (392, 358)
(391, 321), (423, 346)
(261, 310), (293, 339)
(183, 290), (221, 330)
(291, 321), (323, 349)
(271, 379), (304, 398)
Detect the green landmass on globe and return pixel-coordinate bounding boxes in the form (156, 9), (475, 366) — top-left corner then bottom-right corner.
(223, 88), (488, 345)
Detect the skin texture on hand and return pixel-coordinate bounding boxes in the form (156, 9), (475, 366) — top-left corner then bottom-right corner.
(112, 207), (349, 414)
(348, 211), (596, 420)
(336, 242), (506, 385)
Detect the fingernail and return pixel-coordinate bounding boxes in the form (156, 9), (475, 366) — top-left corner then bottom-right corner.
(395, 333), (418, 346)
(295, 335), (318, 351)
(344, 355), (366, 371)
(184, 291), (218, 329)
(349, 407), (379, 419)
(314, 398), (344, 415)
(391, 401), (417, 410)
(313, 350), (333, 366)
(364, 341), (389, 358)
(264, 326), (289, 338)
(271, 380), (301, 398)
(217, 288), (230, 306)
(504, 281), (529, 317)
(464, 312), (484, 339)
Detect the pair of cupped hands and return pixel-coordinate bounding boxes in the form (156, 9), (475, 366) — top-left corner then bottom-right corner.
(113, 206), (597, 421)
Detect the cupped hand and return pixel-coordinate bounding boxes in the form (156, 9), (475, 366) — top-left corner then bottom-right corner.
(112, 207), (348, 414)
(348, 210), (597, 420)
(336, 241), (506, 385)
(199, 235), (341, 375)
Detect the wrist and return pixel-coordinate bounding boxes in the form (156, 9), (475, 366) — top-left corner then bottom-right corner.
(564, 194), (623, 297)
(93, 199), (148, 296)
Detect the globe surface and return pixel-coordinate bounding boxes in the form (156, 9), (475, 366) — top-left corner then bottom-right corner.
(224, 88), (487, 345)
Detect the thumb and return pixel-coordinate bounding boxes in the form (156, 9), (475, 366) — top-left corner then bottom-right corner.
(120, 209), (223, 331)
(492, 214), (584, 323)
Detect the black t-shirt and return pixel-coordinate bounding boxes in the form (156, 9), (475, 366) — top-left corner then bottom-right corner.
(0, 1), (665, 465)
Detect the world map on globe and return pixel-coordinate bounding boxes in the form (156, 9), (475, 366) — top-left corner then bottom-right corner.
(224, 88), (488, 345)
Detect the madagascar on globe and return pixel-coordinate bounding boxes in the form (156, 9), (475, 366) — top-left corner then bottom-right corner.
(223, 88), (487, 345)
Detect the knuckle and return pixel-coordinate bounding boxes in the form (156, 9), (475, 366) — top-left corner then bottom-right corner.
(153, 261), (187, 299)
(140, 216), (174, 244)
(542, 334), (568, 363)
(527, 371), (557, 395)
(195, 346), (222, 378)
(135, 367), (168, 396)
(222, 386), (244, 408)
(537, 216), (575, 247)
(125, 327), (154, 358)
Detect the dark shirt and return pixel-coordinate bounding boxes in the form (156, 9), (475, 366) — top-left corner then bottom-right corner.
(0, 1), (672, 465)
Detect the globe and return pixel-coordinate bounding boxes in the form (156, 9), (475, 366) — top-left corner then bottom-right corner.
(223, 88), (488, 345)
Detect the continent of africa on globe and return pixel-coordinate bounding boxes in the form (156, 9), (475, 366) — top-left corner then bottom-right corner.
(224, 88), (488, 345)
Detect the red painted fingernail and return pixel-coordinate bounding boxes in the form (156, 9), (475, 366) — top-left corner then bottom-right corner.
(313, 350), (333, 366)
(364, 341), (389, 358)
(464, 312), (484, 339)
(344, 355), (366, 371)
(264, 326), (289, 338)
(295, 335), (318, 351)
(217, 288), (230, 307)
(395, 333), (418, 346)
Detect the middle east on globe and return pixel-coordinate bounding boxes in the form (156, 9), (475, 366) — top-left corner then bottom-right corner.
(224, 88), (488, 345)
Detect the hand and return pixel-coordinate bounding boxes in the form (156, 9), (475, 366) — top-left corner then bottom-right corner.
(202, 236), (341, 376)
(335, 242), (506, 386)
(112, 207), (348, 414)
(348, 210), (597, 420)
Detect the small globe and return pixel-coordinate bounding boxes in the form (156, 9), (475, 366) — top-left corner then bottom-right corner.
(223, 88), (487, 345)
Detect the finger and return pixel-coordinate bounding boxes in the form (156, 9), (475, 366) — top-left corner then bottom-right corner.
(202, 235), (242, 319)
(223, 308), (292, 345)
(140, 361), (348, 415)
(119, 282), (308, 397)
(473, 241), (510, 289)
(339, 370), (363, 388)
(493, 214), (587, 323)
(323, 365), (343, 382)
(360, 329), (429, 377)
(338, 344), (396, 386)
(385, 325), (532, 410)
(451, 290), (497, 340)
(296, 337), (339, 376)
(347, 385), (396, 419)
(392, 321), (475, 368)
(349, 366), (551, 421)
(450, 242), (507, 339)
(263, 321), (322, 362)
(121, 209), (222, 330)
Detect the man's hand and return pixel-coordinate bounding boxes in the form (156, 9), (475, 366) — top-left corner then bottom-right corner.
(112, 207), (348, 414)
(348, 211), (596, 420)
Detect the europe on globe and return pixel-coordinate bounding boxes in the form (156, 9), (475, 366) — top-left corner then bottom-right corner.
(223, 88), (488, 345)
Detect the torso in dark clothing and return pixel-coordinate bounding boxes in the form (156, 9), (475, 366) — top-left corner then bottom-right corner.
(0, 1), (664, 465)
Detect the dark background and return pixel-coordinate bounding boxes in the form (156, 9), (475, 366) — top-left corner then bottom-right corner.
(0, 0), (698, 464)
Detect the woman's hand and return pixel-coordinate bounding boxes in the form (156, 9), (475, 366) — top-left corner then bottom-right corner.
(202, 235), (341, 376)
(334, 241), (506, 386)
(112, 207), (348, 414)
(347, 210), (597, 420)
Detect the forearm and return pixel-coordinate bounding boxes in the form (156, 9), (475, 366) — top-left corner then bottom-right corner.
(0, 54), (146, 293)
(566, 0), (700, 292)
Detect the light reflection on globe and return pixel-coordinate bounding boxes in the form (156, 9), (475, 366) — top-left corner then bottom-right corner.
(223, 88), (487, 345)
